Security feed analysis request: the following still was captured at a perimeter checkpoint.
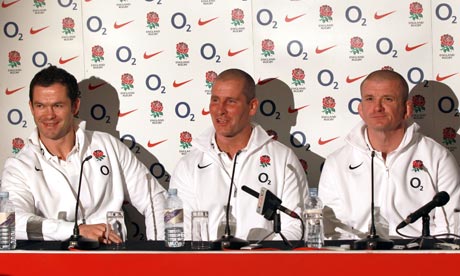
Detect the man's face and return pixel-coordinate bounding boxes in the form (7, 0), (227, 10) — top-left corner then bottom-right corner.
(358, 78), (411, 132)
(29, 83), (79, 141)
(209, 78), (257, 139)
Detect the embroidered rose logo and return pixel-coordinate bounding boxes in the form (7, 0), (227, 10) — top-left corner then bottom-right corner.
(8, 51), (21, 68)
(322, 96), (336, 114)
(205, 71), (217, 89)
(93, 150), (106, 161)
(176, 42), (189, 60)
(231, 8), (244, 26)
(350, 36), (364, 55)
(151, 100), (164, 118)
(412, 95), (426, 113)
(442, 127), (457, 145)
(261, 39), (275, 57)
(12, 137), (24, 154)
(299, 159), (308, 174)
(409, 2), (423, 20)
(121, 73), (134, 91)
(260, 155), (271, 168)
(266, 129), (278, 141)
(180, 131), (192, 149)
(319, 5), (333, 23)
(291, 68), (305, 86)
(412, 160), (424, 172)
(33, 0), (46, 8)
(62, 17), (75, 35)
(147, 12), (159, 29)
(91, 45), (104, 63)
(440, 34), (454, 53)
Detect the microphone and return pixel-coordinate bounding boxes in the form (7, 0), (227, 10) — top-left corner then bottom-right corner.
(354, 151), (394, 250)
(212, 151), (249, 249)
(396, 191), (450, 230)
(68, 155), (99, 250)
(241, 185), (300, 219)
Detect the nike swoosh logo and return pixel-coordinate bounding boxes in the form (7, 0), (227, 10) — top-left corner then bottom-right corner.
(88, 82), (107, 90)
(34, 166), (42, 172)
(198, 17), (218, 26)
(30, 26), (49, 35)
(315, 45), (336, 54)
(114, 20), (134, 29)
(143, 51), (163, 59)
(285, 13), (305, 23)
(349, 162), (363, 170)
(147, 139), (167, 148)
(1, 0), (20, 8)
(436, 73), (458, 82)
(346, 74), (367, 84)
(405, 43), (427, 52)
(173, 79), (193, 88)
(118, 109), (137, 117)
(197, 163), (212, 169)
(257, 77), (278, 85)
(288, 105), (309, 113)
(318, 136), (339, 145)
(228, 48), (248, 57)
(59, 56), (78, 65)
(202, 108), (210, 116)
(374, 11), (396, 20)
(5, 86), (25, 95)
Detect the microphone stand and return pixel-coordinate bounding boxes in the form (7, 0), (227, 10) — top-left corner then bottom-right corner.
(212, 151), (249, 250)
(354, 151), (394, 250)
(68, 155), (100, 250)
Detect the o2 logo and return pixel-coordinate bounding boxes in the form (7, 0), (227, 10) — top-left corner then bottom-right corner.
(116, 46), (137, 65)
(200, 43), (221, 63)
(86, 16), (108, 35)
(345, 6), (367, 26)
(90, 104), (112, 124)
(7, 109), (28, 128)
(3, 22), (23, 41)
(256, 9), (278, 29)
(259, 100), (281, 120)
(290, 131), (311, 151)
(57, 0), (78, 10)
(286, 40), (308, 61)
(32, 51), (51, 68)
(171, 12), (192, 32)
(145, 74), (166, 94)
(375, 37), (398, 58)
(435, 3), (458, 24)
(175, 102), (196, 121)
(348, 98), (361, 115)
(317, 69), (339, 89)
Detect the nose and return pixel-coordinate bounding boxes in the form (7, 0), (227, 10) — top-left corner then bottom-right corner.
(374, 99), (384, 112)
(44, 106), (56, 118)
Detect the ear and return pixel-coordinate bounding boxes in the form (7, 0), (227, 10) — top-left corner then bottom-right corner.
(403, 100), (413, 120)
(72, 98), (81, 116)
(248, 98), (259, 116)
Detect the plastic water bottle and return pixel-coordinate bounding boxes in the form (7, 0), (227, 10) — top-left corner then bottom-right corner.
(304, 188), (324, 248)
(164, 188), (184, 247)
(0, 191), (16, 250)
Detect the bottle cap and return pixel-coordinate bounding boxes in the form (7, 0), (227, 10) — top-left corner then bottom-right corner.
(309, 188), (318, 197)
(168, 188), (178, 195)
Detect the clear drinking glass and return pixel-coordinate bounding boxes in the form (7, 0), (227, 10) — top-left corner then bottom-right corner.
(191, 211), (210, 250)
(106, 211), (126, 249)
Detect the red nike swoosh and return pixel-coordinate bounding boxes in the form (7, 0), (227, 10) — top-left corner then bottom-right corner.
(346, 74), (367, 83)
(1, 0), (20, 8)
(59, 56), (78, 65)
(436, 73), (458, 82)
(228, 48), (248, 57)
(143, 51), (163, 59)
(288, 105), (309, 113)
(88, 82), (107, 91)
(30, 26), (49, 35)
(315, 45), (336, 54)
(118, 109), (138, 117)
(257, 77), (278, 85)
(198, 17), (218, 26)
(173, 79), (193, 88)
(285, 13), (305, 23)
(5, 86), (25, 95)
(374, 11), (396, 20)
(318, 136), (339, 145)
(147, 139), (167, 148)
(405, 43), (427, 52)
(202, 108), (210, 116)
(114, 20), (134, 29)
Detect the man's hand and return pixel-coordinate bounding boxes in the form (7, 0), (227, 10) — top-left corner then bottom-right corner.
(79, 223), (123, 244)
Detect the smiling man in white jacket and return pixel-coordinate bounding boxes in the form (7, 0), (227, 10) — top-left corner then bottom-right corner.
(319, 69), (460, 240)
(170, 69), (307, 245)
(1, 66), (165, 243)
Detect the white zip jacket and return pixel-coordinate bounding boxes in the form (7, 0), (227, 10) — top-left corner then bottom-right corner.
(170, 124), (308, 241)
(319, 121), (460, 239)
(1, 120), (165, 241)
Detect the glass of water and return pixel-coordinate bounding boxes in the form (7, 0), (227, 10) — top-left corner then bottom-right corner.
(106, 211), (126, 250)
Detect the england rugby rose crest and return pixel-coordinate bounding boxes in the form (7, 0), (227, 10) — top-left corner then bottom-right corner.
(8, 51), (21, 68)
(147, 12), (159, 29)
(176, 42), (189, 60)
(12, 138), (24, 154)
(62, 17), (75, 35)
